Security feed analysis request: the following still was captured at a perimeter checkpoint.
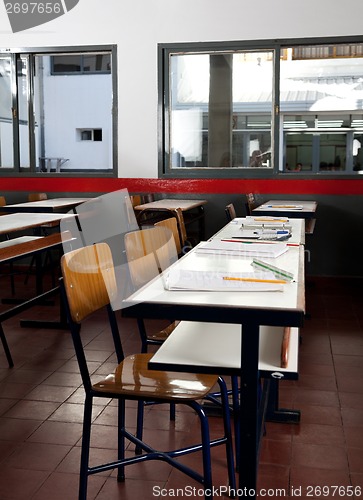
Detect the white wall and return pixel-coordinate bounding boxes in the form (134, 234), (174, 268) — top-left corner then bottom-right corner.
(1, 0), (363, 178)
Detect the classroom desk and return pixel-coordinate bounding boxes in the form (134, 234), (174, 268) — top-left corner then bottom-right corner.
(252, 200), (317, 219)
(212, 216), (305, 245)
(123, 243), (305, 498)
(133, 198), (207, 239)
(0, 212), (75, 235)
(1, 197), (90, 214)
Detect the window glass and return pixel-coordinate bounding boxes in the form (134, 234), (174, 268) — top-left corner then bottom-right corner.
(162, 40), (363, 177)
(34, 54), (112, 172)
(0, 46), (115, 175)
(0, 56), (14, 169)
(168, 51), (273, 169)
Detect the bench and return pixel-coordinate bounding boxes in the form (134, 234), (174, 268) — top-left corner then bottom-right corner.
(0, 232), (70, 368)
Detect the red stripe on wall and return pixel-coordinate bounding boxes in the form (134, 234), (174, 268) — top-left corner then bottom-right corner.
(2, 177), (363, 195)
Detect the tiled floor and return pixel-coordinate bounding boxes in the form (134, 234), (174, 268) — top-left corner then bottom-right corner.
(0, 273), (363, 499)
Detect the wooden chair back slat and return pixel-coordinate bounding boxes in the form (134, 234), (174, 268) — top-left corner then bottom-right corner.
(61, 243), (117, 323)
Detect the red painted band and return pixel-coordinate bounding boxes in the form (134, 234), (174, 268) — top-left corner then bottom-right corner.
(2, 177), (363, 195)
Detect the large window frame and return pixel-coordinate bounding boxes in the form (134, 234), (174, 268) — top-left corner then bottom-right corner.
(159, 36), (363, 179)
(0, 44), (117, 177)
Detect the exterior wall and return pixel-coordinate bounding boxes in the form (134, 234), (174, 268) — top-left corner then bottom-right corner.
(1, 0), (363, 178)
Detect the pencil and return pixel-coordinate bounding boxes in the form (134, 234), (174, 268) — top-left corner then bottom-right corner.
(223, 276), (287, 284)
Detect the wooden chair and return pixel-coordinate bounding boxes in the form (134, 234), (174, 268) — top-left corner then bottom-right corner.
(245, 192), (258, 216)
(0, 196), (6, 215)
(124, 226), (240, 451)
(124, 226), (179, 352)
(60, 242), (236, 500)
(130, 194), (142, 208)
(225, 203), (237, 222)
(155, 215), (183, 255)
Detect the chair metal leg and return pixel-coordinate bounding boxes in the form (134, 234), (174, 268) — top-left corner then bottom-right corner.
(117, 399), (126, 481)
(135, 399), (144, 455)
(191, 402), (213, 498)
(79, 395), (93, 500)
(217, 377), (237, 493)
(0, 324), (14, 368)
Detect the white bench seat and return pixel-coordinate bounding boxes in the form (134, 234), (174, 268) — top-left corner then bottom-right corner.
(149, 321), (299, 380)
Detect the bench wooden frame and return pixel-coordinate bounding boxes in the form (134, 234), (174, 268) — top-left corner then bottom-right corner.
(0, 232), (69, 368)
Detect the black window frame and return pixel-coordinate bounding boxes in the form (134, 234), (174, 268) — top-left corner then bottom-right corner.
(158, 35), (363, 179)
(0, 44), (117, 178)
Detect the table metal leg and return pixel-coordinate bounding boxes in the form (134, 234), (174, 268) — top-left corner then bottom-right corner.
(238, 323), (260, 498)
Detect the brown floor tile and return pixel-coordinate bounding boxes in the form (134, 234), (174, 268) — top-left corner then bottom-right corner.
(292, 442), (349, 471)
(1, 275), (363, 498)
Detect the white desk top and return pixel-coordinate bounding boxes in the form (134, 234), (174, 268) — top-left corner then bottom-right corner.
(212, 217), (305, 245)
(252, 200), (317, 217)
(149, 321), (299, 378)
(1, 197), (90, 213)
(123, 244), (305, 320)
(0, 212), (74, 235)
(134, 199), (207, 211)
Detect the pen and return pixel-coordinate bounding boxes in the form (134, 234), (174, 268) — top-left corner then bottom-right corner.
(223, 276), (287, 284)
(221, 239), (254, 243)
(267, 205), (300, 208)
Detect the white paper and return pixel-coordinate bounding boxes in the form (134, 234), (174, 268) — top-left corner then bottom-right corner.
(164, 269), (284, 292)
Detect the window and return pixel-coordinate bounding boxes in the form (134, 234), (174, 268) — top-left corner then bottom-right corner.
(159, 38), (363, 178)
(0, 45), (116, 176)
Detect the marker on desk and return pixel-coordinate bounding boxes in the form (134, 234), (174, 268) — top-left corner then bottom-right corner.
(223, 276), (287, 284)
(221, 239), (254, 243)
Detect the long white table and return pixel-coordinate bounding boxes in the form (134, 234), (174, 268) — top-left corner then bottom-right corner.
(0, 212), (74, 235)
(123, 243), (305, 498)
(252, 199), (317, 219)
(1, 197), (90, 213)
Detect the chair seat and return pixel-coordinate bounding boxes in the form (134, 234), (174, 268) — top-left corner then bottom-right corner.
(94, 352), (219, 401)
(147, 320), (179, 342)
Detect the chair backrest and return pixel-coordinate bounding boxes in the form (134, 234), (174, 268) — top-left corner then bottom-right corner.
(155, 217), (182, 255)
(28, 192), (48, 202)
(225, 203), (236, 222)
(60, 242), (123, 391)
(142, 193), (155, 203)
(124, 226), (177, 289)
(245, 193), (257, 215)
(61, 242), (117, 324)
(0, 196), (6, 216)
(130, 195), (142, 208)
(172, 208), (188, 247)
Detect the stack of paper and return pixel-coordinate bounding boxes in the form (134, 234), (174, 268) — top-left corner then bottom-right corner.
(196, 240), (289, 258)
(164, 268), (285, 292)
